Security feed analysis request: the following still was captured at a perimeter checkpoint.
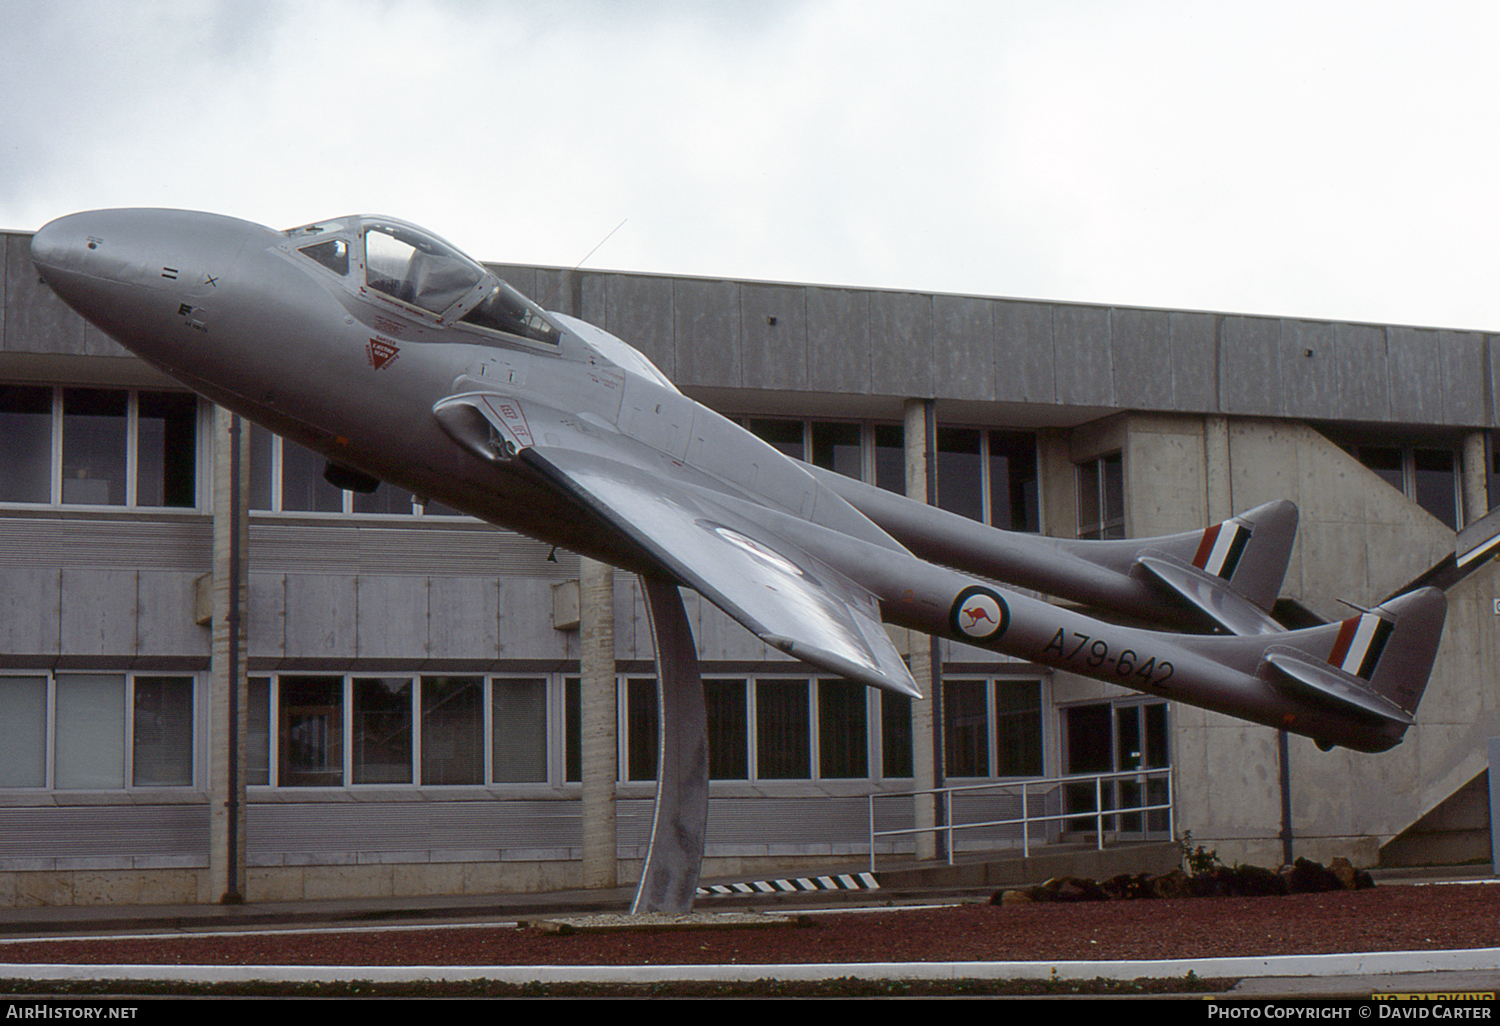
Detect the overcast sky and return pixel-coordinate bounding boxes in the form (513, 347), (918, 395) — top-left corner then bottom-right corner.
(3, 1), (1497, 332)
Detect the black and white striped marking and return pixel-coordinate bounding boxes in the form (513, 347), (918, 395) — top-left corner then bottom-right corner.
(1192, 520), (1252, 581)
(697, 873), (880, 897)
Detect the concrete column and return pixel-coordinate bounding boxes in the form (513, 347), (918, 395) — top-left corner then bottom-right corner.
(1463, 431), (1489, 527)
(1204, 415), (1232, 522)
(579, 556), (618, 888)
(206, 407), (248, 904)
(904, 398), (943, 860)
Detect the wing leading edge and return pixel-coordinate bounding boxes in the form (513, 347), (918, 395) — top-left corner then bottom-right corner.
(520, 445), (921, 699)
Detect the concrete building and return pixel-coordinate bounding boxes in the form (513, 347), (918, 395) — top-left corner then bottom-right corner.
(0, 224), (1494, 907)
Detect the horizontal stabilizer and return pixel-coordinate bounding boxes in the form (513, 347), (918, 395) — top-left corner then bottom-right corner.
(1137, 552), (1285, 636)
(1262, 648), (1414, 726)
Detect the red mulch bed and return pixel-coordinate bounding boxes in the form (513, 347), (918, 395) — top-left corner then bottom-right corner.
(1, 883), (1495, 966)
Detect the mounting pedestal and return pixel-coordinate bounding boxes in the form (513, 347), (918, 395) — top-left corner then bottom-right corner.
(631, 575), (709, 915)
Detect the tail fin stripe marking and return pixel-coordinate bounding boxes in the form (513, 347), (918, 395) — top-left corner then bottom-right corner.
(1329, 613), (1395, 681)
(1191, 524), (1221, 570)
(1327, 617), (1359, 667)
(1194, 521), (1252, 580)
(1352, 617), (1394, 680)
(1217, 524), (1252, 581)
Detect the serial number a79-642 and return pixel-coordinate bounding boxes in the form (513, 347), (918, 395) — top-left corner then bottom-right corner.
(1040, 629), (1174, 686)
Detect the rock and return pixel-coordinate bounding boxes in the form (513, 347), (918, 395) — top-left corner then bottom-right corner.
(1225, 864), (1288, 897)
(1150, 869), (1192, 899)
(990, 889), (1032, 905)
(1284, 857), (1344, 894)
(1101, 873), (1154, 900)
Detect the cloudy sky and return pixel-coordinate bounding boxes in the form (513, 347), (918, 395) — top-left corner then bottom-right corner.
(3, 1), (1497, 331)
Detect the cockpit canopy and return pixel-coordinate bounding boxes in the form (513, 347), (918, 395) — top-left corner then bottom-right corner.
(285, 216), (561, 346)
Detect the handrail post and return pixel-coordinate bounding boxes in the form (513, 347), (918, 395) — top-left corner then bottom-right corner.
(945, 788), (955, 866)
(1095, 774), (1105, 851)
(1021, 781), (1030, 858)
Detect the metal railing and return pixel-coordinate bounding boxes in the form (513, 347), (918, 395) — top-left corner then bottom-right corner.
(867, 767), (1174, 871)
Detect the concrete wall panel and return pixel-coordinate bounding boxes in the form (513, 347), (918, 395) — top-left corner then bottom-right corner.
(1333, 323), (1390, 421)
(1051, 304), (1112, 407)
(247, 572), (286, 663)
(5, 237), (87, 356)
(0, 567), (60, 662)
(1219, 316), (1281, 416)
(600, 275), (675, 378)
(58, 569), (136, 660)
(609, 574), (647, 662)
(931, 294), (994, 401)
(1387, 326), (1444, 424)
(134, 571), (208, 663)
(427, 577), (501, 662)
(283, 574), (356, 663)
(495, 578), (571, 663)
(805, 287), (870, 394)
(486, 265), (536, 299)
(1168, 311), (1217, 411)
(1280, 320), (1336, 417)
(993, 301), (1055, 404)
(685, 590), (777, 663)
(868, 291), (932, 398)
(1439, 330), (1487, 425)
(739, 283), (807, 393)
(672, 278), (740, 388)
(356, 575), (429, 662)
(1110, 308), (1171, 410)
(1124, 416), (1206, 536)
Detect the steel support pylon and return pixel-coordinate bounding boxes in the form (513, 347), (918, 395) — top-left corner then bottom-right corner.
(630, 575), (709, 915)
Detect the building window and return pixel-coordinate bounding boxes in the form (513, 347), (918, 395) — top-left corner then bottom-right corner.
(755, 679), (811, 779)
(422, 676), (484, 784)
(880, 691), (913, 778)
(0, 673), (194, 789)
(705, 679), (749, 779)
(279, 676), (343, 787)
(492, 678), (547, 783)
(747, 419), (805, 460)
(246, 424), (463, 517)
(943, 677), (1044, 780)
(817, 679), (868, 778)
(1349, 444), (1461, 529)
(811, 422), (862, 480)
(0, 386), (54, 502)
(741, 415), (1039, 529)
(626, 677), (659, 782)
(1062, 698), (1170, 834)
(131, 676), (195, 786)
(0, 386), (200, 509)
(1077, 452), (1125, 539)
(874, 424), (906, 494)
(351, 676), (413, 784)
(994, 680), (1044, 777)
(944, 679), (990, 777)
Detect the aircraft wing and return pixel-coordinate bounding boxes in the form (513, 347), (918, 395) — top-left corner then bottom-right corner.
(519, 444), (922, 699)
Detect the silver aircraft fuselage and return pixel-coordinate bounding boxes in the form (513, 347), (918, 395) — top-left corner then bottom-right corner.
(30, 208), (1447, 753)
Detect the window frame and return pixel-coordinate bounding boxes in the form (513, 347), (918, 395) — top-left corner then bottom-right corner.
(740, 415), (1041, 530)
(1076, 452), (1125, 539)
(0, 671), (198, 790)
(0, 385), (206, 511)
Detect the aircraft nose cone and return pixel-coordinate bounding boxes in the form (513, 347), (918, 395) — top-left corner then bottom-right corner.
(30, 215), (84, 279)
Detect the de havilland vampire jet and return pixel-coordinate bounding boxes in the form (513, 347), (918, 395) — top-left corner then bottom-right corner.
(30, 209), (1447, 757)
